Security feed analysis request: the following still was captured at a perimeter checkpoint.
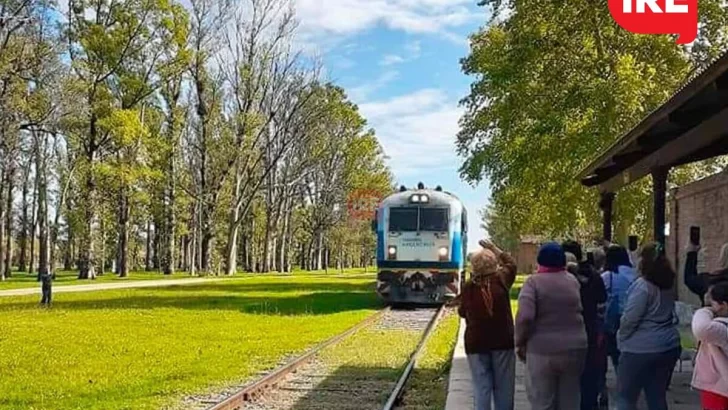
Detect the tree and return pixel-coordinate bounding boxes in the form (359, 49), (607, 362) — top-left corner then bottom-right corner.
(458, 0), (728, 243)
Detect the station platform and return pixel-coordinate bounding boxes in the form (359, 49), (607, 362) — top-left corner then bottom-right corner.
(445, 319), (700, 410)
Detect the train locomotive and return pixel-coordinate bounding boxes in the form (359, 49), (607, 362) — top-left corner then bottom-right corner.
(373, 183), (468, 305)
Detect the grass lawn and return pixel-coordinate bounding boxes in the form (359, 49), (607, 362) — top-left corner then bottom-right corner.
(0, 270), (197, 291)
(0, 267), (375, 291)
(400, 311), (460, 410)
(0, 275), (381, 410)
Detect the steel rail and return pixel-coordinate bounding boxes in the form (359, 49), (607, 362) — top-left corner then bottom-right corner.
(207, 307), (390, 410)
(381, 305), (446, 410)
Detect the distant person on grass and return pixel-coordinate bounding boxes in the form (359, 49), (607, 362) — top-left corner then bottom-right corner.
(617, 243), (681, 410)
(516, 242), (587, 410)
(563, 240), (607, 410)
(458, 239), (517, 410)
(692, 282), (728, 410)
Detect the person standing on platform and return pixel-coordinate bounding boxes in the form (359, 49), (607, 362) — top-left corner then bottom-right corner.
(563, 240), (607, 410)
(685, 242), (728, 306)
(692, 282), (728, 410)
(602, 245), (636, 371)
(458, 239), (518, 410)
(617, 243), (681, 410)
(516, 242), (587, 410)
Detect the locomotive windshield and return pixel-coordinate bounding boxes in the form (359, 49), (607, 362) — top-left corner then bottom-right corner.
(388, 207), (449, 232)
(389, 208), (418, 231)
(419, 208), (448, 232)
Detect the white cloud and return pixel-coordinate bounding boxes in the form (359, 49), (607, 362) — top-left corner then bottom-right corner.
(378, 41), (422, 66)
(358, 88), (463, 177)
(380, 54), (406, 66)
(348, 70), (400, 101)
(295, 0), (479, 45)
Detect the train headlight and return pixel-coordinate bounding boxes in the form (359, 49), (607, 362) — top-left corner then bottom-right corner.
(388, 246), (397, 260)
(420, 195), (429, 203)
(410, 195), (421, 203)
(438, 246), (449, 261)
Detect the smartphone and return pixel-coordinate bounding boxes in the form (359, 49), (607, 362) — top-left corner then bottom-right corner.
(628, 236), (638, 252)
(690, 226), (701, 246)
(586, 252), (595, 266)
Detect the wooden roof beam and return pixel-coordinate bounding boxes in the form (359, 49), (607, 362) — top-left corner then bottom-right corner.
(597, 105), (728, 193)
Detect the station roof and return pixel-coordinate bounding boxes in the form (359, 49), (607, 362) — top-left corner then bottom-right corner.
(578, 51), (728, 193)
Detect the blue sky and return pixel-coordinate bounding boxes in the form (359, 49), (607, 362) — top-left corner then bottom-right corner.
(294, 0), (492, 251)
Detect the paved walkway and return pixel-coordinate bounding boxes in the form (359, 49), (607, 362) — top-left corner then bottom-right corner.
(0, 278), (227, 297)
(445, 319), (699, 410)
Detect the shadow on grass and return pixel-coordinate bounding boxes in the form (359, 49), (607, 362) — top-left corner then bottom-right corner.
(0, 289), (382, 316)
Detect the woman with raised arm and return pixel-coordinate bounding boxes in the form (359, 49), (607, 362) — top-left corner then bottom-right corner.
(458, 239), (518, 410)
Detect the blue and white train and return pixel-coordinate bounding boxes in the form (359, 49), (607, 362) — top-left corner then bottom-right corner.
(373, 183), (468, 305)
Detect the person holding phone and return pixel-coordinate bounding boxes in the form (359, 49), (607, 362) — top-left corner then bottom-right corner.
(684, 227), (728, 305)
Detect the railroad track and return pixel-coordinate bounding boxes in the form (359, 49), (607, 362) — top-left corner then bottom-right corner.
(183, 306), (446, 410)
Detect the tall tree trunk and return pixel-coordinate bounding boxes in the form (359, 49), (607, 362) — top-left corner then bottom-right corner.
(0, 169), (6, 281)
(145, 220), (153, 271)
(152, 218), (161, 271)
(315, 232), (323, 271)
(99, 215), (106, 275)
(18, 163), (30, 272)
(62, 195), (74, 271)
(240, 228), (249, 272)
(29, 169), (38, 276)
(162, 174), (176, 275)
(117, 192), (130, 277)
(78, 165), (97, 279)
(35, 132), (50, 279)
(4, 168), (15, 278)
(200, 211), (212, 273)
(224, 169), (243, 276)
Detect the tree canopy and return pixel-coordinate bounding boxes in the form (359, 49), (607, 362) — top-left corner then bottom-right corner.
(459, 0), (728, 244)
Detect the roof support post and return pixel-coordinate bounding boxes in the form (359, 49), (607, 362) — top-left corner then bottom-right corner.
(599, 192), (615, 242)
(652, 167), (669, 253)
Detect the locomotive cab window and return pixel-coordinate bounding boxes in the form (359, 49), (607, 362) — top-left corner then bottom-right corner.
(419, 208), (449, 232)
(389, 208), (418, 232)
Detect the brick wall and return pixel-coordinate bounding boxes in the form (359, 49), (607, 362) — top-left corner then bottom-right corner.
(668, 169), (728, 306)
(514, 242), (538, 274)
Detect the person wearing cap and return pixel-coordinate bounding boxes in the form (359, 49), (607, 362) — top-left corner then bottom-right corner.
(515, 242), (588, 410)
(458, 240), (518, 410)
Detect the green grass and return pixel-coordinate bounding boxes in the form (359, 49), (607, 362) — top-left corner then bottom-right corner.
(0, 267), (375, 291)
(680, 326), (696, 350)
(0, 270), (193, 290)
(0, 275), (381, 410)
(400, 311), (460, 410)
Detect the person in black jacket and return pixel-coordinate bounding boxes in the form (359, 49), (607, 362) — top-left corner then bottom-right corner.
(684, 242), (728, 305)
(563, 240), (608, 410)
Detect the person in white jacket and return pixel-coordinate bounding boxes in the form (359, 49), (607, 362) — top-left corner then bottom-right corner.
(692, 282), (728, 410)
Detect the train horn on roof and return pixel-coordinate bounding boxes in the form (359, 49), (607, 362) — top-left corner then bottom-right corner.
(417, 182), (425, 190)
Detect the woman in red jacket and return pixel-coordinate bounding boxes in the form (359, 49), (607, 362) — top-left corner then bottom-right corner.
(458, 240), (518, 410)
